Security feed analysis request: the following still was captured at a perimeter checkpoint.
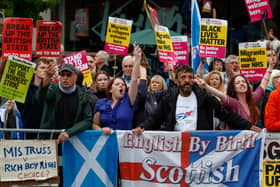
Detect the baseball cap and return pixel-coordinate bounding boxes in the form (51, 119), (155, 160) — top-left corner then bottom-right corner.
(59, 64), (77, 74)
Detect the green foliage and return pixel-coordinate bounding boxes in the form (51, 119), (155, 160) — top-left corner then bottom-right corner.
(0, 0), (60, 23)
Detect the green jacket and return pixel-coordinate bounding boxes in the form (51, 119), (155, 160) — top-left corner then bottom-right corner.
(37, 82), (93, 138)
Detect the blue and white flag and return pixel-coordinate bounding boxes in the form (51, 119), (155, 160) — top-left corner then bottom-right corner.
(191, 0), (201, 74)
(62, 130), (118, 187)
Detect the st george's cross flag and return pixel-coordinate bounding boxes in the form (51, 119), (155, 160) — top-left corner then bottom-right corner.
(62, 130), (119, 187)
(117, 130), (265, 187)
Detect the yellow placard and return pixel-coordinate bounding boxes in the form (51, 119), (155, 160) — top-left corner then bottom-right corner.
(263, 160), (280, 187)
(105, 22), (132, 47)
(82, 69), (93, 87)
(200, 25), (227, 47)
(155, 30), (173, 52)
(0, 56), (35, 103)
(239, 47), (267, 69)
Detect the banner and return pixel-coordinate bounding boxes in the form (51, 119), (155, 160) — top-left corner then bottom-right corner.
(35, 20), (62, 57)
(171, 35), (189, 66)
(239, 41), (267, 81)
(75, 8), (89, 37)
(105, 17), (133, 56)
(1, 18), (33, 60)
(154, 24), (177, 67)
(0, 140), (58, 181)
(63, 50), (93, 87)
(199, 18), (227, 59)
(117, 130), (264, 187)
(244, 0), (273, 22)
(263, 132), (280, 187)
(62, 131), (118, 187)
(0, 56), (36, 103)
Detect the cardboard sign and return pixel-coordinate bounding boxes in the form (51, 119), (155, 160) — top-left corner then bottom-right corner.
(0, 56), (36, 103)
(0, 140), (58, 182)
(154, 24), (177, 67)
(35, 20), (62, 57)
(75, 8), (89, 37)
(239, 41), (267, 81)
(105, 17), (133, 55)
(199, 18), (227, 59)
(244, 0), (273, 22)
(1, 18), (33, 60)
(63, 50), (93, 87)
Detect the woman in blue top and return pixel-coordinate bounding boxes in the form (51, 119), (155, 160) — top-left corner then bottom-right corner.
(92, 43), (142, 134)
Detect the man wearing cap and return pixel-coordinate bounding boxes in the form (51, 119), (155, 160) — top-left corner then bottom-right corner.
(37, 63), (92, 143)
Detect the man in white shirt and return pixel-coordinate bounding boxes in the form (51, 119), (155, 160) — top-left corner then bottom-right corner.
(142, 65), (255, 131)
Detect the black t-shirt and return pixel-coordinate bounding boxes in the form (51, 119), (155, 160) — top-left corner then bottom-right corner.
(56, 90), (78, 130)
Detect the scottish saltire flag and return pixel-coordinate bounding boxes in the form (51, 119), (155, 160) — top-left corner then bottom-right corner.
(62, 130), (118, 187)
(117, 130), (264, 187)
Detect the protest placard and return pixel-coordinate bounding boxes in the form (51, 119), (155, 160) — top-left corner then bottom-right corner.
(171, 35), (189, 66)
(35, 21), (62, 57)
(63, 50), (93, 87)
(154, 24), (177, 69)
(239, 41), (267, 81)
(75, 8), (89, 37)
(105, 17), (133, 56)
(263, 132), (280, 187)
(0, 140), (58, 182)
(1, 18), (33, 60)
(199, 18), (227, 59)
(0, 56), (36, 103)
(244, 0), (273, 22)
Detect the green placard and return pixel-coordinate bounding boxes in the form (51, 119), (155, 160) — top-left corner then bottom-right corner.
(0, 56), (36, 103)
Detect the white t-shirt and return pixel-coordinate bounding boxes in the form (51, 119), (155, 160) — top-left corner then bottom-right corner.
(174, 92), (198, 131)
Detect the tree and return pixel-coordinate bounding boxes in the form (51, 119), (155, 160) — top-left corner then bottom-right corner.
(0, 0), (60, 23)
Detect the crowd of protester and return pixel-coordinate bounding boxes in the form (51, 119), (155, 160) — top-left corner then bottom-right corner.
(1, 43), (280, 140)
(0, 35), (280, 187)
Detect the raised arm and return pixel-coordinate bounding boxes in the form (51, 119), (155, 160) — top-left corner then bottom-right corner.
(260, 56), (276, 90)
(128, 43), (142, 105)
(196, 78), (227, 102)
(166, 62), (175, 82)
(196, 58), (207, 78)
(42, 62), (56, 87)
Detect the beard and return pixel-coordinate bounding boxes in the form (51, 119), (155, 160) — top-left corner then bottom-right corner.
(178, 83), (192, 96)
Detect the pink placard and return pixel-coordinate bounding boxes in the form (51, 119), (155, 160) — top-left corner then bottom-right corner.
(63, 50), (89, 71)
(199, 45), (226, 59)
(172, 40), (189, 66)
(104, 43), (128, 56)
(244, 0), (273, 22)
(158, 51), (177, 64)
(241, 68), (267, 81)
